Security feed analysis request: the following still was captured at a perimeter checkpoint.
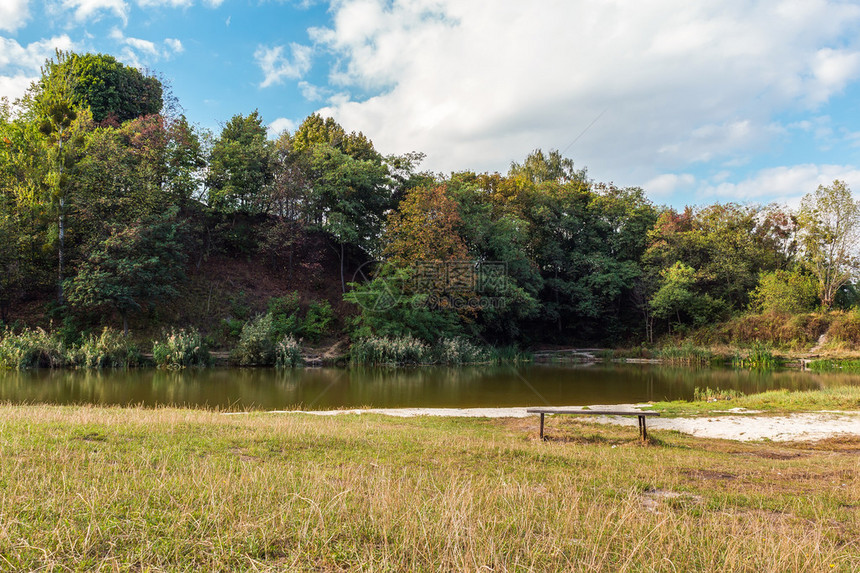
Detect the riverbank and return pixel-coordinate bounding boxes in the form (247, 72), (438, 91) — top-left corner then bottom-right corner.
(2, 403), (858, 570)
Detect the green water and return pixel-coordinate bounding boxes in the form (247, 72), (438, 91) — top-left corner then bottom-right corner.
(0, 364), (856, 410)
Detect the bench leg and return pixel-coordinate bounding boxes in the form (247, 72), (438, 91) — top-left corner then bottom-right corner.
(638, 415), (647, 441)
(539, 413), (545, 441)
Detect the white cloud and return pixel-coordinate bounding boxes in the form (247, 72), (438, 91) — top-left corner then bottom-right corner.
(696, 164), (860, 206)
(256, 43), (313, 88)
(644, 173), (697, 197)
(268, 117), (296, 137)
(110, 29), (185, 67)
(308, 0), (860, 185)
(0, 0), (30, 33)
(0, 35), (76, 101)
(136, 0), (193, 7)
(61, 0), (128, 23)
(165, 38), (183, 53)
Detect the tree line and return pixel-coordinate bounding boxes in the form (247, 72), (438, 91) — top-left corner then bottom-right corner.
(1, 51), (858, 347)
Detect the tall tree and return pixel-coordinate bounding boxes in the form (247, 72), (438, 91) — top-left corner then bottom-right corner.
(35, 79), (88, 304)
(798, 180), (860, 309)
(37, 51), (162, 124)
(206, 111), (273, 214)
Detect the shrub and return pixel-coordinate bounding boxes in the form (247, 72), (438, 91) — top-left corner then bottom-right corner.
(827, 310), (860, 346)
(275, 335), (303, 368)
(350, 335), (432, 365)
(152, 328), (212, 368)
(302, 300), (334, 343)
(0, 327), (68, 369)
(749, 269), (819, 314)
(232, 314), (276, 366)
(435, 337), (490, 365)
(75, 327), (142, 368)
(268, 293), (302, 339)
(268, 293), (334, 344)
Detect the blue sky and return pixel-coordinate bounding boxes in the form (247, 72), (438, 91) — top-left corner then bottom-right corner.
(4, 0), (860, 208)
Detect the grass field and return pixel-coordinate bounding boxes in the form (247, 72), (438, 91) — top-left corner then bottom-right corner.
(0, 404), (858, 571)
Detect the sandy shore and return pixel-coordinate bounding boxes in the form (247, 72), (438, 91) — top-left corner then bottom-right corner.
(260, 405), (860, 442)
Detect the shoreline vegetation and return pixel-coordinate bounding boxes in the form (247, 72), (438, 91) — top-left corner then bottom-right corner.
(6, 318), (860, 370)
(0, 403), (858, 570)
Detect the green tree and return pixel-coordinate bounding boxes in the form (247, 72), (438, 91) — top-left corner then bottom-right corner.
(65, 210), (187, 335)
(206, 111), (273, 214)
(304, 143), (390, 292)
(749, 268), (819, 315)
(37, 51), (162, 124)
(35, 81), (88, 304)
(798, 180), (860, 309)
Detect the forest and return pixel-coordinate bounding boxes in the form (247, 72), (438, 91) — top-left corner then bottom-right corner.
(2, 51), (860, 367)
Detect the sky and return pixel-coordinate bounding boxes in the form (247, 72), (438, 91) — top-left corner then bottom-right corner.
(4, 0), (860, 208)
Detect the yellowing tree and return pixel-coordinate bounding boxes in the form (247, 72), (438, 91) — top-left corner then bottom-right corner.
(383, 184), (468, 267)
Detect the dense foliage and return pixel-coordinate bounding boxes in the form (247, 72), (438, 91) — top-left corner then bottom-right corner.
(2, 50), (860, 359)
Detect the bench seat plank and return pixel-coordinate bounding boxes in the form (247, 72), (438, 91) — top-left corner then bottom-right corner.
(526, 408), (659, 440)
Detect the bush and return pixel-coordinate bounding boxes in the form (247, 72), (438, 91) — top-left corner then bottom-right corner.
(268, 293), (302, 339)
(152, 328), (212, 368)
(0, 327), (68, 369)
(75, 328), (142, 368)
(275, 335), (303, 368)
(350, 335), (432, 365)
(268, 293), (334, 344)
(302, 300), (334, 343)
(435, 337), (490, 365)
(827, 310), (860, 346)
(232, 314), (276, 366)
(749, 269), (819, 314)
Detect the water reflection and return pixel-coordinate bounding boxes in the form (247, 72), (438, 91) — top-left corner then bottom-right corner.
(0, 364), (857, 411)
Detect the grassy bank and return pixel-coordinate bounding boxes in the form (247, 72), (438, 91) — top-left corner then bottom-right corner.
(0, 405), (858, 571)
(650, 386), (860, 416)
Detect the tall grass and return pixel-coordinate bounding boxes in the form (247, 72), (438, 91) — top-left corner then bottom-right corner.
(731, 342), (780, 369)
(152, 328), (212, 368)
(0, 326), (140, 369)
(349, 336), (522, 366)
(656, 342), (715, 365)
(275, 335), (303, 368)
(0, 326), (67, 369)
(0, 405), (858, 571)
(350, 335), (432, 365)
(74, 328), (142, 368)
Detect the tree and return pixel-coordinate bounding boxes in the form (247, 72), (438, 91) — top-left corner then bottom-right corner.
(383, 184), (468, 267)
(206, 111), (273, 214)
(508, 148), (587, 184)
(749, 268), (818, 315)
(35, 81), (88, 304)
(303, 143), (390, 292)
(798, 180), (860, 309)
(65, 209), (187, 335)
(37, 51), (162, 124)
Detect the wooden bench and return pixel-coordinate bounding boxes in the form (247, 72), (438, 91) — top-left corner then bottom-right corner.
(526, 408), (661, 441)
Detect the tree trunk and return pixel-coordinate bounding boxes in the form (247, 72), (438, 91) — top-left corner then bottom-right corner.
(58, 198), (65, 305)
(340, 243), (346, 293)
(122, 313), (128, 337)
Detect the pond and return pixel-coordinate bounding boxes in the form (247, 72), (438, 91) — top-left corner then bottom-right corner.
(1, 364), (858, 410)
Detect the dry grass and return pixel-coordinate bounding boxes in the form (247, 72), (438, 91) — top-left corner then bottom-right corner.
(0, 405), (858, 571)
